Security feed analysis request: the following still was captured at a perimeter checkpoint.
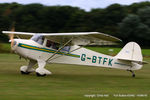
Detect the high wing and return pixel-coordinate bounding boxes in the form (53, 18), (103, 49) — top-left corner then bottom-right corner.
(42, 32), (122, 45)
(2, 31), (121, 45)
(2, 31), (35, 39)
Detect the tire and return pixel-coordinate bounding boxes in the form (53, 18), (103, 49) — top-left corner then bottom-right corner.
(21, 71), (30, 75)
(36, 72), (46, 77)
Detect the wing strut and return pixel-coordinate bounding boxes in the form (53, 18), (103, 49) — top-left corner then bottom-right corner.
(47, 42), (94, 62)
(46, 37), (74, 62)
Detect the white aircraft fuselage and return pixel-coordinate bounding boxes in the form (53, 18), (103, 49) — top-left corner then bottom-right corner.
(12, 38), (142, 74)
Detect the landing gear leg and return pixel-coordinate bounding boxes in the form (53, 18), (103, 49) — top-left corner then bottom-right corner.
(35, 60), (52, 76)
(127, 70), (135, 77)
(20, 60), (37, 74)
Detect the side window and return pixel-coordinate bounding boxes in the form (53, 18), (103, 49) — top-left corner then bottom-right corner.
(46, 40), (53, 48)
(46, 40), (59, 50)
(45, 39), (70, 52)
(52, 43), (60, 50)
(61, 46), (70, 52)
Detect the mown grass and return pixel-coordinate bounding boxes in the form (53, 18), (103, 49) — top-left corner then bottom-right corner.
(0, 52), (150, 100)
(0, 43), (10, 53)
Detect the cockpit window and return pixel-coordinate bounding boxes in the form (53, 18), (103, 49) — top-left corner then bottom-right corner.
(61, 46), (70, 52)
(46, 40), (59, 50)
(46, 40), (53, 48)
(46, 39), (70, 52)
(31, 34), (44, 45)
(53, 43), (60, 50)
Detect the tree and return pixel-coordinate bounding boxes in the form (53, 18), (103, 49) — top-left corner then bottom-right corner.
(118, 14), (150, 46)
(138, 7), (150, 27)
(127, 1), (150, 14)
(0, 2), (150, 46)
(61, 10), (87, 32)
(13, 4), (44, 32)
(88, 4), (127, 36)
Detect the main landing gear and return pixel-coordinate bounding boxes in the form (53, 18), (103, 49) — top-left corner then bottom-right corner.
(35, 60), (52, 76)
(127, 69), (135, 77)
(20, 59), (51, 76)
(20, 60), (36, 75)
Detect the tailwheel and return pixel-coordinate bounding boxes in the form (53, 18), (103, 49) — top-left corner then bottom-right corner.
(36, 72), (46, 77)
(127, 70), (135, 77)
(21, 71), (30, 75)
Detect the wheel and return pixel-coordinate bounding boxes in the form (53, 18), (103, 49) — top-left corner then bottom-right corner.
(132, 74), (135, 77)
(21, 71), (30, 75)
(36, 72), (46, 77)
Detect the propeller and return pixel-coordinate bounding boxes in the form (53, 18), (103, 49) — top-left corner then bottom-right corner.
(9, 27), (15, 50)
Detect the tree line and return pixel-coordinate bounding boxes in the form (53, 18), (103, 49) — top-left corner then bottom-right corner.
(0, 2), (150, 47)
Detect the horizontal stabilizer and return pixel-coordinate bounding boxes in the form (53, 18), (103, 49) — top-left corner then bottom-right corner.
(118, 58), (148, 65)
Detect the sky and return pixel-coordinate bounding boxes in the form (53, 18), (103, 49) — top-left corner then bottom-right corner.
(0, 0), (149, 11)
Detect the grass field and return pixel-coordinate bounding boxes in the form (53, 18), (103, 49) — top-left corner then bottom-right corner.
(0, 47), (150, 100)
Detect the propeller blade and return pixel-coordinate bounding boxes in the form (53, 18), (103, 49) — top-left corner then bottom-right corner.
(9, 27), (15, 50)
(9, 34), (14, 48)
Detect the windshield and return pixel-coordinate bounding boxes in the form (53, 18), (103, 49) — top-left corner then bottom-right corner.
(31, 34), (44, 45)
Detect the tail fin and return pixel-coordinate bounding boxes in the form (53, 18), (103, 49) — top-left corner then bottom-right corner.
(115, 42), (143, 62)
(115, 42), (148, 71)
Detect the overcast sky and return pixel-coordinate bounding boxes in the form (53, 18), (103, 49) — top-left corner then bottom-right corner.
(0, 0), (149, 11)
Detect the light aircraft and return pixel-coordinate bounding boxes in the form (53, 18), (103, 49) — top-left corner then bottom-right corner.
(2, 30), (147, 77)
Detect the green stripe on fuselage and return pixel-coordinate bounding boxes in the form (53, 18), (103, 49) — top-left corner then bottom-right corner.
(18, 43), (80, 58)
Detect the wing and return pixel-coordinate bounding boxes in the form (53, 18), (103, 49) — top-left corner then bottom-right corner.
(2, 31), (121, 45)
(2, 31), (35, 39)
(41, 32), (122, 45)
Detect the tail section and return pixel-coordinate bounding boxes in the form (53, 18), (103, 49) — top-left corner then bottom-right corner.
(115, 42), (142, 62)
(115, 42), (147, 70)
